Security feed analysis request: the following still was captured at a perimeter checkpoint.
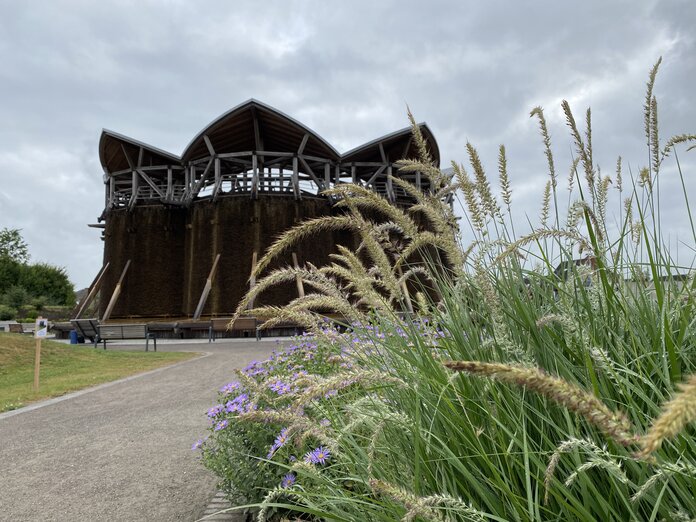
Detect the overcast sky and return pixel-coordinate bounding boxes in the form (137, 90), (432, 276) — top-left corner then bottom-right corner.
(0, 0), (694, 289)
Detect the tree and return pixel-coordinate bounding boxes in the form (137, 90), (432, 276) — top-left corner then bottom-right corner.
(0, 228), (30, 264)
(19, 263), (75, 306)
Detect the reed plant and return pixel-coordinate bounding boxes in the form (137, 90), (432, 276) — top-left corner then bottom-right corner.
(202, 60), (696, 521)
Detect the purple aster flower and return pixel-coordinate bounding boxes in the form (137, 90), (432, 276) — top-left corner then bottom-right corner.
(214, 420), (229, 431)
(191, 439), (204, 450)
(319, 419), (330, 427)
(207, 404), (223, 418)
(281, 473), (296, 488)
(268, 380), (293, 395)
(304, 446), (331, 465)
(267, 428), (290, 458)
(225, 401), (241, 413)
(219, 381), (240, 395)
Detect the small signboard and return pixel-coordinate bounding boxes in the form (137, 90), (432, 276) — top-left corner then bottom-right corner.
(35, 318), (49, 338)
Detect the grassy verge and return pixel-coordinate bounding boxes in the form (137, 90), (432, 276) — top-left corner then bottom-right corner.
(0, 333), (198, 412)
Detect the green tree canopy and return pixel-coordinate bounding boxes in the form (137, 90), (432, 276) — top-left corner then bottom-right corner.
(0, 228), (75, 309)
(0, 228), (30, 264)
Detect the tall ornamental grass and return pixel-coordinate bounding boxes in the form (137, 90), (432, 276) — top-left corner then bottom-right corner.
(199, 60), (696, 521)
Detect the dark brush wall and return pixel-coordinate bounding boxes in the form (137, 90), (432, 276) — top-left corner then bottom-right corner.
(100, 196), (354, 319)
(100, 205), (187, 318)
(183, 195), (345, 317)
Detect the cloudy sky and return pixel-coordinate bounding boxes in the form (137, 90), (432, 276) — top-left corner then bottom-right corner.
(0, 0), (694, 288)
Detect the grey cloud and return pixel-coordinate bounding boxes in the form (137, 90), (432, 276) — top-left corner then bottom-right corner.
(0, 0), (694, 287)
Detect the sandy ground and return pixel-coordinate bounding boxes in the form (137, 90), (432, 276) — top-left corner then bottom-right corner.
(0, 338), (282, 522)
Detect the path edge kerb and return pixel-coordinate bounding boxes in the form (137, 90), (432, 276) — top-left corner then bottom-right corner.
(0, 351), (212, 421)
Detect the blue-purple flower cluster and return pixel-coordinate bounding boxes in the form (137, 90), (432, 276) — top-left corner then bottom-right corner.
(304, 446), (331, 465)
(267, 427), (290, 459)
(197, 320), (449, 498)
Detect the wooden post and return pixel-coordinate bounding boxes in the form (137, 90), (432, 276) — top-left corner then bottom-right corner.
(292, 156), (300, 200)
(193, 253), (221, 320)
(71, 262), (110, 319)
(248, 251), (258, 310)
(292, 252), (305, 298)
(33, 316), (48, 392)
(213, 157), (221, 199)
(324, 163), (330, 191)
(167, 167), (173, 199)
(102, 260), (131, 321)
(252, 154), (259, 199)
(34, 337), (41, 391)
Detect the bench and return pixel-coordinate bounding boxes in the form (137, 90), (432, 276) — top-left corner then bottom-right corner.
(209, 317), (259, 342)
(177, 320), (212, 339)
(71, 318), (101, 346)
(97, 324), (157, 351)
(8, 323), (23, 334)
(20, 323), (36, 335)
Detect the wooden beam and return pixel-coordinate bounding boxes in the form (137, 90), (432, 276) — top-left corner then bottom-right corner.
(136, 168), (166, 198)
(109, 177), (115, 208)
(251, 154), (259, 199)
(166, 167), (173, 199)
(102, 260), (131, 321)
(72, 262), (110, 319)
(292, 252), (305, 298)
(247, 251), (258, 310)
(299, 156), (324, 190)
(298, 153), (333, 163)
(292, 156), (300, 200)
(379, 142), (388, 163)
(366, 165), (387, 187)
(212, 157), (222, 200)
(324, 163), (330, 192)
(190, 157), (214, 200)
(252, 108), (262, 152)
(193, 253), (221, 320)
(217, 151), (254, 159)
(120, 144), (136, 171)
(129, 170), (138, 210)
(298, 133), (309, 155)
(203, 135), (216, 156)
(401, 136), (413, 159)
(251, 107), (265, 171)
(137, 146), (144, 167)
(351, 165), (357, 184)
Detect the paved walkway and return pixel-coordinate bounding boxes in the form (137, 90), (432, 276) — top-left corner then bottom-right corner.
(0, 339), (281, 522)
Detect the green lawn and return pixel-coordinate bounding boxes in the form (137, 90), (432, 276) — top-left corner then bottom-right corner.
(0, 333), (198, 412)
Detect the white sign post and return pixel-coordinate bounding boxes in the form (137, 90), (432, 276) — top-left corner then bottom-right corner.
(33, 317), (48, 391)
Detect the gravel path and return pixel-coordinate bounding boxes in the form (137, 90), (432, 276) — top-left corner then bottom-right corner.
(0, 339), (280, 522)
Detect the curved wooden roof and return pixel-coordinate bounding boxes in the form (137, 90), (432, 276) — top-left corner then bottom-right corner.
(99, 101), (439, 177)
(99, 130), (181, 173)
(181, 99), (340, 163)
(341, 123), (440, 168)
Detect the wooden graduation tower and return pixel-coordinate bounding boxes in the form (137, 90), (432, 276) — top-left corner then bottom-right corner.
(93, 100), (439, 319)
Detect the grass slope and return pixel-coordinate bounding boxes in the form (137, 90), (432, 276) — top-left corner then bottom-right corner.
(0, 333), (198, 412)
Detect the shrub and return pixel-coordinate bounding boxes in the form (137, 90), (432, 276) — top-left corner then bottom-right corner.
(0, 304), (17, 321)
(2, 285), (29, 309)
